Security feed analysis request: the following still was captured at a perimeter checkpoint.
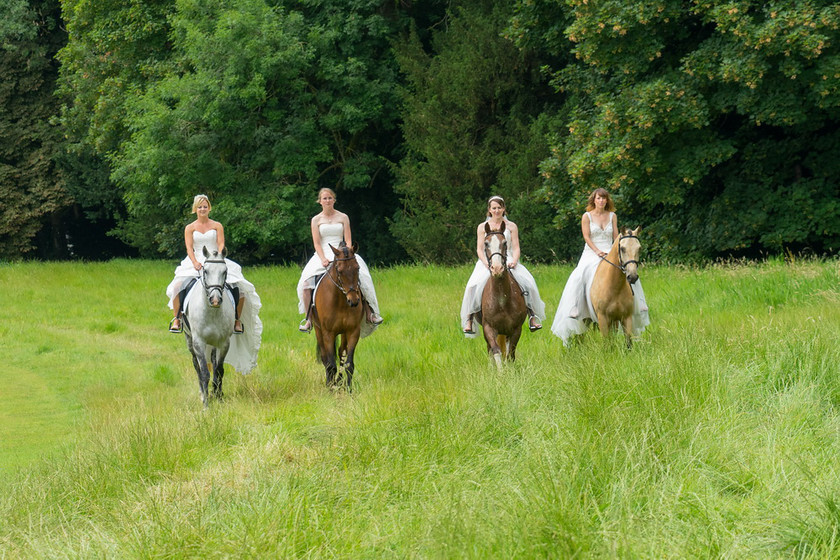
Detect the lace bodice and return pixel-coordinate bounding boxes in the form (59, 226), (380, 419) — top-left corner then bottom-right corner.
(193, 229), (220, 262)
(319, 222), (345, 257)
(587, 212), (614, 252)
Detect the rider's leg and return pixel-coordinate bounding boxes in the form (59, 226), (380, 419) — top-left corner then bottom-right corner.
(528, 307), (542, 331)
(234, 295), (245, 333)
(169, 293), (182, 332)
(299, 288), (313, 332)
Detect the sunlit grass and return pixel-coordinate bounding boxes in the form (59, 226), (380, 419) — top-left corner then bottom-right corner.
(1, 257), (839, 557)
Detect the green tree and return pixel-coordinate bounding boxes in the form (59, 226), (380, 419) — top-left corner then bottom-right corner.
(511, 0), (840, 259)
(392, 0), (557, 264)
(0, 0), (70, 259)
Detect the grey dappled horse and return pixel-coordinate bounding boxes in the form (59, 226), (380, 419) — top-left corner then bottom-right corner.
(182, 247), (235, 407)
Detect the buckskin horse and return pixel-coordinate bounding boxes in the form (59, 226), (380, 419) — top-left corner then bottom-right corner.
(182, 247), (235, 407)
(480, 222), (528, 369)
(311, 242), (364, 390)
(590, 227), (642, 348)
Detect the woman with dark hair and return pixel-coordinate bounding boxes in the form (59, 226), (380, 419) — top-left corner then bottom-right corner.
(551, 188), (649, 345)
(460, 195), (545, 337)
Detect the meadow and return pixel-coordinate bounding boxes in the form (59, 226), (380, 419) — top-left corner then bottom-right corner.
(1, 258), (839, 558)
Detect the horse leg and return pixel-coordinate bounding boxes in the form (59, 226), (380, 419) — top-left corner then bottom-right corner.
(343, 331), (361, 392)
(596, 311), (612, 342)
(508, 325), (523, 363)
(337, 334), (348, 386)
(496, 334), (508, 361)
(190, 338), (211, 408)
(212, 343), (229, 400)
(483, 325), (503, 370)
(319, 331), (338, 387)
(621, 315), (633, 349)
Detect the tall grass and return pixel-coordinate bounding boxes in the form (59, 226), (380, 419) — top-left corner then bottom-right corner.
(1, 258), (839, 557)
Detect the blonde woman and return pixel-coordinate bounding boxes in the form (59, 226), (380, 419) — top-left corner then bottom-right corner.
(165, 194), (262, 373)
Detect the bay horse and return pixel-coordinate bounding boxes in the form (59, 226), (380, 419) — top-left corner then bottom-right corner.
(590, 227), (642, 348)
(182, 247), (235, 407)
(480, 221), (528, 369)
(311, 242), (364, 390)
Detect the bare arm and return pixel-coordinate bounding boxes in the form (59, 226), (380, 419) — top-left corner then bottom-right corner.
(507, 220), (521, 268)
(341, 213), (352, 247)
(312, 216), (329, 267)
(476, 222), (488, 267)
(215, 221), (226, 254)
(185, 223), (201, 270)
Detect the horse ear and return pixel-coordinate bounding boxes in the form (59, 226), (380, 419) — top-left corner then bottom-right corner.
(329, 244), (340, 256)
(499, 220), (506, 232)
(484, 222), (491, 234)
(632, 226), (641, 236)
(221, 247), (227, 258)
(352, 242), (358, 253)
(620, 226), (628, 236)
(203, 246), (210, 258)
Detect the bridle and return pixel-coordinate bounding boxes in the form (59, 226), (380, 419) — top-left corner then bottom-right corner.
(201, 258), (228, 298)
(599, 234), (640, 291)
(484, 231), (507, 269)
(325, 250), (360, 296)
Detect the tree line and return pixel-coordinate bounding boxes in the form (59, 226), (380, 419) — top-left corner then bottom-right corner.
(2, 0), (838, 264)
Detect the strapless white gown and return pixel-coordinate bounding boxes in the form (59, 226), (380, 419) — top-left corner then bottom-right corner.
(166, 229), (262, 373)
(459, 224), (546, 338)
(551, 212), (649, 345)
(297, 222), (381, 338)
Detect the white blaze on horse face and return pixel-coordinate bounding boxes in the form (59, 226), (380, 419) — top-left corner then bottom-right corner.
(486, 234), (505, 277)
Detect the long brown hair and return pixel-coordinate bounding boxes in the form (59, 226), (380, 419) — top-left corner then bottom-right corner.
(585, 188), (616, 212)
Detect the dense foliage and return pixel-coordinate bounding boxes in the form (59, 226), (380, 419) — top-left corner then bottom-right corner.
(2, 0), (838, 262)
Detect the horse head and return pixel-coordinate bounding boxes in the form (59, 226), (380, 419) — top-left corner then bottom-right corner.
(201, 246), (228, 307)
(484, 221), (507, 277)
(618, 227), (641, 284)
(329, 242), (361, 307)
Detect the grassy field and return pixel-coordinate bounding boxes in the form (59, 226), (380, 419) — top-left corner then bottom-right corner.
(1, 258), (839, 558)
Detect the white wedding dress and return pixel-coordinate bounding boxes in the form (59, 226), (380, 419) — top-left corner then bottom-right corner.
(551, 212), (649, 345)
(166, 229), (263, 373)
(297, 222), (381, 338)
(459, 225), (546, 338)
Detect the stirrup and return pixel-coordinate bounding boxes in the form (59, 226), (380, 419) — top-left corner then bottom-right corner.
(463, 320), (475, 335)
(370, 314), (384, 326)
(234, 320), (244, 335)
(299, 318), (311, 334)
(529, 316), (542, 332)
(169, 317), (183, 333)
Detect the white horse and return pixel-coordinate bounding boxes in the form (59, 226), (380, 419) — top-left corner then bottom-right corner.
(182, 247), (235, 407)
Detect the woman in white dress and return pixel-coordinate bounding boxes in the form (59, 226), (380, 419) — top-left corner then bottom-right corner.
(297, 188), (383, 337)
(166, 194), (263, 374)
(551, 188), (649, 345)
(460, 195), (546, 337)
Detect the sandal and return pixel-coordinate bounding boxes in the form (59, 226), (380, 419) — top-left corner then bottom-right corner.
(169, 317), (183, 333)
(370, 313), (384, 326)
(234, 320), (244, 334)
(463, 319), (475, 335)
(299, 319), (311, 334)
(529, 316), (542, 332)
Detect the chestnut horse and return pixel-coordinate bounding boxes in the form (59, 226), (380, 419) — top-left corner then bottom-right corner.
(311, 242), (364, 390)
(480, 222), (528, 368)
(590, 227), (642, 348)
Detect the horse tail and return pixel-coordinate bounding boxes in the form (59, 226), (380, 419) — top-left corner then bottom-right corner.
(496, 334), (508, 359)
